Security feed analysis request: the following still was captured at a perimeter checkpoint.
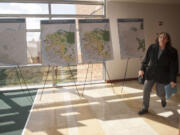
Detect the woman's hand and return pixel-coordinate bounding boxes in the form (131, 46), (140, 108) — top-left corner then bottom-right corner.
(170, 82), (176, 88)
(138, 70), (144, 77)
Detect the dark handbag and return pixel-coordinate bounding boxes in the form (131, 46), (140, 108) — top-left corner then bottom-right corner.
(138, 75), (145, 84)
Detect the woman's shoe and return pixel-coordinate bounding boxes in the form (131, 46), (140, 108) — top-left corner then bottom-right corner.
(161, 100), (167, 108)
(138, 109), (148, 115)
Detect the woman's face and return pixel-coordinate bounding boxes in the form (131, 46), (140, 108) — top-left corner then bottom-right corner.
(158, 33), (169, 46)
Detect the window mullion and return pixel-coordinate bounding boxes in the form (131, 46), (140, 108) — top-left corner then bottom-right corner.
(48, 3), (52, 20)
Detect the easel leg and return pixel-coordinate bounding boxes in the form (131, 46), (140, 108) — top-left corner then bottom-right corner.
(104, 62), (116, 94)
(15, 67), (32, 103)
(81, 64), (90, 96)
(90, 64), (93, 85)
(121, 58), (129, 95)
(39, 65), (50, 101)
(68, 65), (80, 97)
(17, 65), (34, 102)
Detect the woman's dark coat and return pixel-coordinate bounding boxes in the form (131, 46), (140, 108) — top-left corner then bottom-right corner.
(141, 44), (179, 84)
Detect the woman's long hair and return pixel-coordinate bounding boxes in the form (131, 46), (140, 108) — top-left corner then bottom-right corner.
(155, 32), (172, 47)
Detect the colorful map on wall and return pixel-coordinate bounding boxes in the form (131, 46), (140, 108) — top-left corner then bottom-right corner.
(0, 19), (27, 66)
(41, 20), (77, 66)
(79, 19), (113, 64)
(118, 18), (145, 59)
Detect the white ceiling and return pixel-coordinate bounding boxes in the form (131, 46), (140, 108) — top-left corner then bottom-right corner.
(108, 0), (180, 4)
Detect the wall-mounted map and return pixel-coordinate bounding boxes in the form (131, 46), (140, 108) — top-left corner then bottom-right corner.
(79, 19), (113, 64)
(118, 18), (145, 59)
(41, 20), (77, 66)
(0, 19), (27, 66)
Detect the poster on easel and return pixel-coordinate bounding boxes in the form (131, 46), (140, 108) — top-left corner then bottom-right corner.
(41, 20), (77, 66)
(79, 19), (113, 64)
(0, 19), (27, 66)
(118, 18), (145, 59)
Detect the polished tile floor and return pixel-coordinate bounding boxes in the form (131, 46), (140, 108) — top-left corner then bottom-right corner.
(23, 80), (180, 135)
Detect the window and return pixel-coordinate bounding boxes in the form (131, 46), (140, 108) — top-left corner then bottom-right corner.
(0, 1), (105, 89)
(0, 3), (48, 14)
(27, 32), (41, 64)
(51, 4), (76, 15)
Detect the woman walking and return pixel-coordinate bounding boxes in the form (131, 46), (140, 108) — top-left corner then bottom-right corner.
(138, 32), (179, 115)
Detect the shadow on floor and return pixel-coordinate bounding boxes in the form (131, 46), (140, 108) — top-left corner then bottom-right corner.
(0, 89), (37, 135)
(25, 84), (180, 135)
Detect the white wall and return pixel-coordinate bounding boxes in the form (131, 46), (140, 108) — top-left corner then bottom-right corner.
(106, 2), (180, 80)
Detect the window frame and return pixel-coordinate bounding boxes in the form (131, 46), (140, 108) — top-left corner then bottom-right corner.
(0, 0), (106, 89)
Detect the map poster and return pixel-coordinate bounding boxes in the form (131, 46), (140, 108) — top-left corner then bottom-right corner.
(41, 20), (77, 66)
(0, 19), (27, 66)
(79, 19), (113, 64)
(118, 18), (145, 59)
